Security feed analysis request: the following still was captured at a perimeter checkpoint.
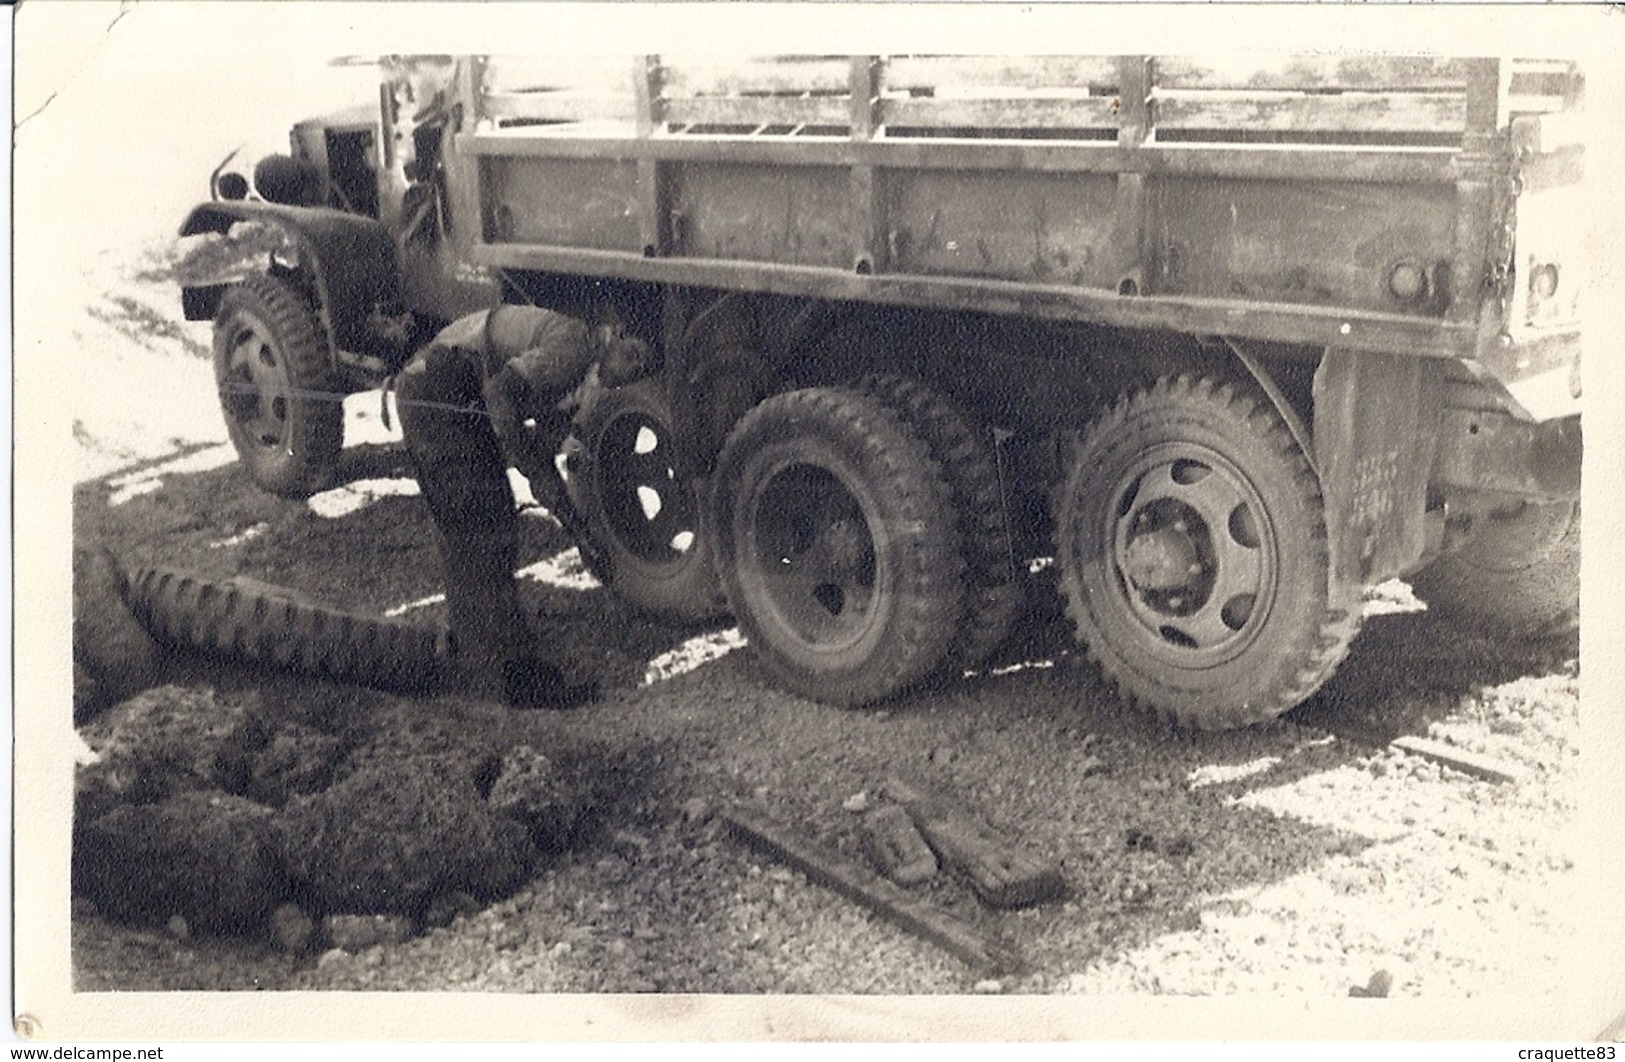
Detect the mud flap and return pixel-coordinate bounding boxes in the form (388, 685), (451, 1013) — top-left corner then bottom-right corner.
(1313, 348), (1443, 587)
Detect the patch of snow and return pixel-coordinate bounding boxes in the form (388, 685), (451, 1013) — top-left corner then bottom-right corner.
(307, 478), (421, 519)
(341, 390), (406, 448)
(1065, 830), (1576, 997)
(506, 468), (544, 512)
(642, 628), (747, 686)
(73, 732), (101, 767)
(1230, 761), (1418, 843)
(209, 523), (267, 549)
(1363, 578), (1427, 617)
(1186, 756), (1281, 789)
(384, 592), (446, 618)
(515, 548), (601, 592)
(986, 658), (1055, 677)
(107, 479), (164, 506)
(385, 548), (599, 614)
(105, 443), (238, 504)
(72, 325), (226, 482)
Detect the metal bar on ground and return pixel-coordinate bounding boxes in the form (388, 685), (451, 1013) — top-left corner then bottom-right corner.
(720, 803), (1024, 975)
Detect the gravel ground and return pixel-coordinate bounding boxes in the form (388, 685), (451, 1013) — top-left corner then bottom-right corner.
(62, 245), (1595, 1016)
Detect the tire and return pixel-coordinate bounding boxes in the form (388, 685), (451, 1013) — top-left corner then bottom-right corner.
(126, 566), (446, 693)
(1053, 374), (1361, 730)
(1409, 500), (1579, 638)
(570, 378), (726, 624)
(852, 373), (1022, 673)
(712, 387), (965, 706)
(213, 274), (343, 499)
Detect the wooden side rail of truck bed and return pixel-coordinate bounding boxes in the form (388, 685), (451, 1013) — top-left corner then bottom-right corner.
(433, 54), (1580, 413)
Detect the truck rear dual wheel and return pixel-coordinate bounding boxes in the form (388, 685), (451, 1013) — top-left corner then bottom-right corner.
(1054, 374), (1362, 730)
(711, 387), (965, 706)
(568, 378), (726, 624)
(1409, 499), (1579, 638)
(852, 373), (1022, 674)
(212, 274), (343, 499)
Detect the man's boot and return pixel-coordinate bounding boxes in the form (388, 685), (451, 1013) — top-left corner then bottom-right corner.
(437, 529), (597, 710)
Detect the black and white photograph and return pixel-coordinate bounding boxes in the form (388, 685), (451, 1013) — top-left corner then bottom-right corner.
(13, 0), (1625, 1046)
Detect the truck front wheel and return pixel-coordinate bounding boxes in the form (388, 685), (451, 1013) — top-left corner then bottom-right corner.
(1409, 499), (1579, 638)
(712, 387), (964, 706)
(212, 274), (343, 499)
(1054, 374), (1361, 729)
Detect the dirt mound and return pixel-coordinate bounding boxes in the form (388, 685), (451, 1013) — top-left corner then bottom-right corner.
(75, 791), (288, 936)
(77, 683), (261, 815)
(274, 754), (539, 916)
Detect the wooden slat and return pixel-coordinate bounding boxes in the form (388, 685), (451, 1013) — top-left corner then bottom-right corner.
(1155, 92), (1466, 134)
(1156, 55), (1469, 92)
(661, 56), (851, 97)
(881, 95), (1118, 132)
(469, 240), (1483, 360)
(1390, 736), (1527, 785)
(1506, 94), (1569, 116)
(722, 804), (1024, 974)
(663, 95), (851, 129)
(482, 91), (637, 125)
(481, 55), (634, 95)
(1511, 59), (1577, 79)
(884, 55), (1119, 93)
(459, 131), (1462, 186)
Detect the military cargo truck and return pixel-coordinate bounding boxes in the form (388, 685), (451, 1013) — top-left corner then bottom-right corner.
(179, 54), (1584, 727)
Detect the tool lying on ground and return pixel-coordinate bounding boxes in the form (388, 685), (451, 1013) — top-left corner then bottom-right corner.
(861, 803), (940, 887)
(882, 776), (1067, 909)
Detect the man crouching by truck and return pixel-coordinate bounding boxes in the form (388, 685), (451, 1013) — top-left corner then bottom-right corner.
(395, 304), (654, 708)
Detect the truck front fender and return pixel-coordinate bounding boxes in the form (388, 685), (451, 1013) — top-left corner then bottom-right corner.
(178, 202), (404, 362)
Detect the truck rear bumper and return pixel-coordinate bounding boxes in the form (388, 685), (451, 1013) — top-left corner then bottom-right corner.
(1432, 408), (1581, 502)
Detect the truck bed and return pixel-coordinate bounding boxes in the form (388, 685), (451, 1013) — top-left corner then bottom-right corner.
(442, 54), (1578, 369)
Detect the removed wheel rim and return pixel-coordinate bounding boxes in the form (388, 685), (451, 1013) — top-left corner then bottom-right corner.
(1105, 444), (1277, 667)
(595, 410), (697, 562)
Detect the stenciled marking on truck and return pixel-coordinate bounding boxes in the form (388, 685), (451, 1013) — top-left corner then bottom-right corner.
(1347, 449), (1404, 529)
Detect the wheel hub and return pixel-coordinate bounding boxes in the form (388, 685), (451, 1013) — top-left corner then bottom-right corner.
(1122, 521), (1203, 593)
(1107, 450), (1273, 659)
(751, 463), (879, 642)
(221, 327), (290, 451)
(818, 518), (870, 577)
